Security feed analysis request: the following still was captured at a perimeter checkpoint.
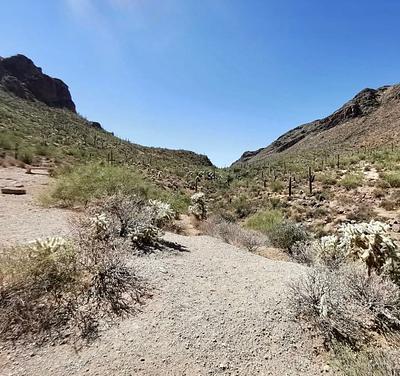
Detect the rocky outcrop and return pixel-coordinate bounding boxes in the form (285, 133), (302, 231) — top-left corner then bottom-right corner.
(0, 54), (76, 112)
(234, 85), (400, 165)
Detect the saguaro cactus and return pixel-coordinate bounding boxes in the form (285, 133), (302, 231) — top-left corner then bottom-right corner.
(308, 166), (315, 194)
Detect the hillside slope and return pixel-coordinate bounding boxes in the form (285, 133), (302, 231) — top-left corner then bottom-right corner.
(235, 84), (400, 165)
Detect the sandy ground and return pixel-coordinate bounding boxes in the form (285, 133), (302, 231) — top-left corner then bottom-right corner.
(0, 167), (71, 247)
(0, 167), (329, 376)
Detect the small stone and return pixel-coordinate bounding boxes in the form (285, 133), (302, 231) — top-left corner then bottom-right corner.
(392, 224), (400, 233)
(1, 187), (26, 195)
(322, 364), (330, 373)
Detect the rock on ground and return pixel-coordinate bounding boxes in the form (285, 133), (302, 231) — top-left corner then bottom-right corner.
(0, 167), (71, 247)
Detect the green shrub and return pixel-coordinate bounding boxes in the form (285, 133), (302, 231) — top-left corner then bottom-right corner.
(268, 221), (309, 251)
(318, 172), (337, 186)
(46, 163), (161, 207)
(233, 196), (252, 218)
(340, 173), (363, 190)
(270, 180), (285, 193)
(0, 133), (14, 150)
(246, 209), (284, 234)
(17, 150), (33, 164)
(382, 172), (400, 188)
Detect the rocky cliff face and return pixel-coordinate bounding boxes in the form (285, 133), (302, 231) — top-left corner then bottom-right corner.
(234, 84), (400, 165)
(0, 54), (76, 112)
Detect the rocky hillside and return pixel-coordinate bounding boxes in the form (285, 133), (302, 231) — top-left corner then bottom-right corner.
(0, 54), (76, 112)
(0, 54), (213, 190)
(235, 84), (400, 165)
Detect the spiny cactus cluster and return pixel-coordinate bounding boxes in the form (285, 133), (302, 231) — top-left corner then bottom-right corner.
(29, 236), (68, 254)
(312, 221), (399, 279)
(88, 194), (175, 251)
(189, 192), (207, 220)
(89, 213), (110, 239)
(149, 199), (175, 226)
(339, 221), (400, 278)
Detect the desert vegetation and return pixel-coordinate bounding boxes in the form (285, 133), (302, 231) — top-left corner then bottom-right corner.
(1, 83), (400, 374)
(0, 192), (177, 344)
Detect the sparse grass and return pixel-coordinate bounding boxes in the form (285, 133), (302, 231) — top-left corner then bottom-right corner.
(340, 173), (363, 190)
(245, 209), (284, 234)
(201, 216), (267, 252)
(318, 172), (337, 186)
(332, 344), (400, 376)
(270, 180), (285, 193)
(382, 172), (400, 188)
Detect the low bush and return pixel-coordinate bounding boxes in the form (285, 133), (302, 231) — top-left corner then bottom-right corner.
(232, 195), (252, 219)
(346, 206), (376, 222)
(246, 209), (284, 234)
(270, 180), (285, 193)
(332, 344), (400, 376)
(201, 216), (267, 252)
(318, 172), (337, 186)
(340, 173), (363, 190)
(46, 163), (161, 207)
(382, 172), (400, 188)
(268, 221), (309, 252)
(90, 193), (174, 253)
(289, 265), (400, 347)
(0, 226), (146, 343)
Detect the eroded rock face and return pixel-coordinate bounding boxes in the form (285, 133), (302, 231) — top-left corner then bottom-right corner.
(0, 54), (76, 112)
(234, 84), (400, 165)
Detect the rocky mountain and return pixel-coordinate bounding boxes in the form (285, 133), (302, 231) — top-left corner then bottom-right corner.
(235, 84), (400, 165)
(0, 54), (213, 173)
(0, 54), (76, 112)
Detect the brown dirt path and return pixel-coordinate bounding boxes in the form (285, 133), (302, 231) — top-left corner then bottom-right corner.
(0, 167), (71, 247)
(0, 167), (330, 376)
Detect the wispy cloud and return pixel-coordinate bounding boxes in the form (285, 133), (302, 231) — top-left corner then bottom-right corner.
(64, 0), (121, 54)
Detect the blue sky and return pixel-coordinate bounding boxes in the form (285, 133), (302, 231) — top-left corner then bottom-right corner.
(1, 1), (400, 166)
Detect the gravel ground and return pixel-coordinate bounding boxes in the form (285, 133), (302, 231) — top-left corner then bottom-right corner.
(2, 233), (330, 376)
(0, 167), (330, 375)
(0, 167), (71, 247)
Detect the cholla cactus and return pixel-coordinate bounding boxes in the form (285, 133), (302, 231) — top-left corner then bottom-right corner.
(189, 192), (207, 220)
(339, 221), (400, 277)
(89, 213), (110, 239)
(149, 199), (174, 226)
(314, 235), (345, 269)
(129, 221), (161, 247)
(30, 236), (67, 254)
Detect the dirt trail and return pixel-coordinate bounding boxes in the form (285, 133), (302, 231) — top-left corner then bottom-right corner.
(0, 167), (71, 247)
(0, 167), (329, 376)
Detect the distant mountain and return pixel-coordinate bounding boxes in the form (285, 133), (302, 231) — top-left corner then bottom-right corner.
(234, 85), (400, 165)
(0, 54), (213, 177)
(0, 54), (76, 112)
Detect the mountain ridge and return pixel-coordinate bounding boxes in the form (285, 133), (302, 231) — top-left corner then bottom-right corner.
(234, 84), (400, 165)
